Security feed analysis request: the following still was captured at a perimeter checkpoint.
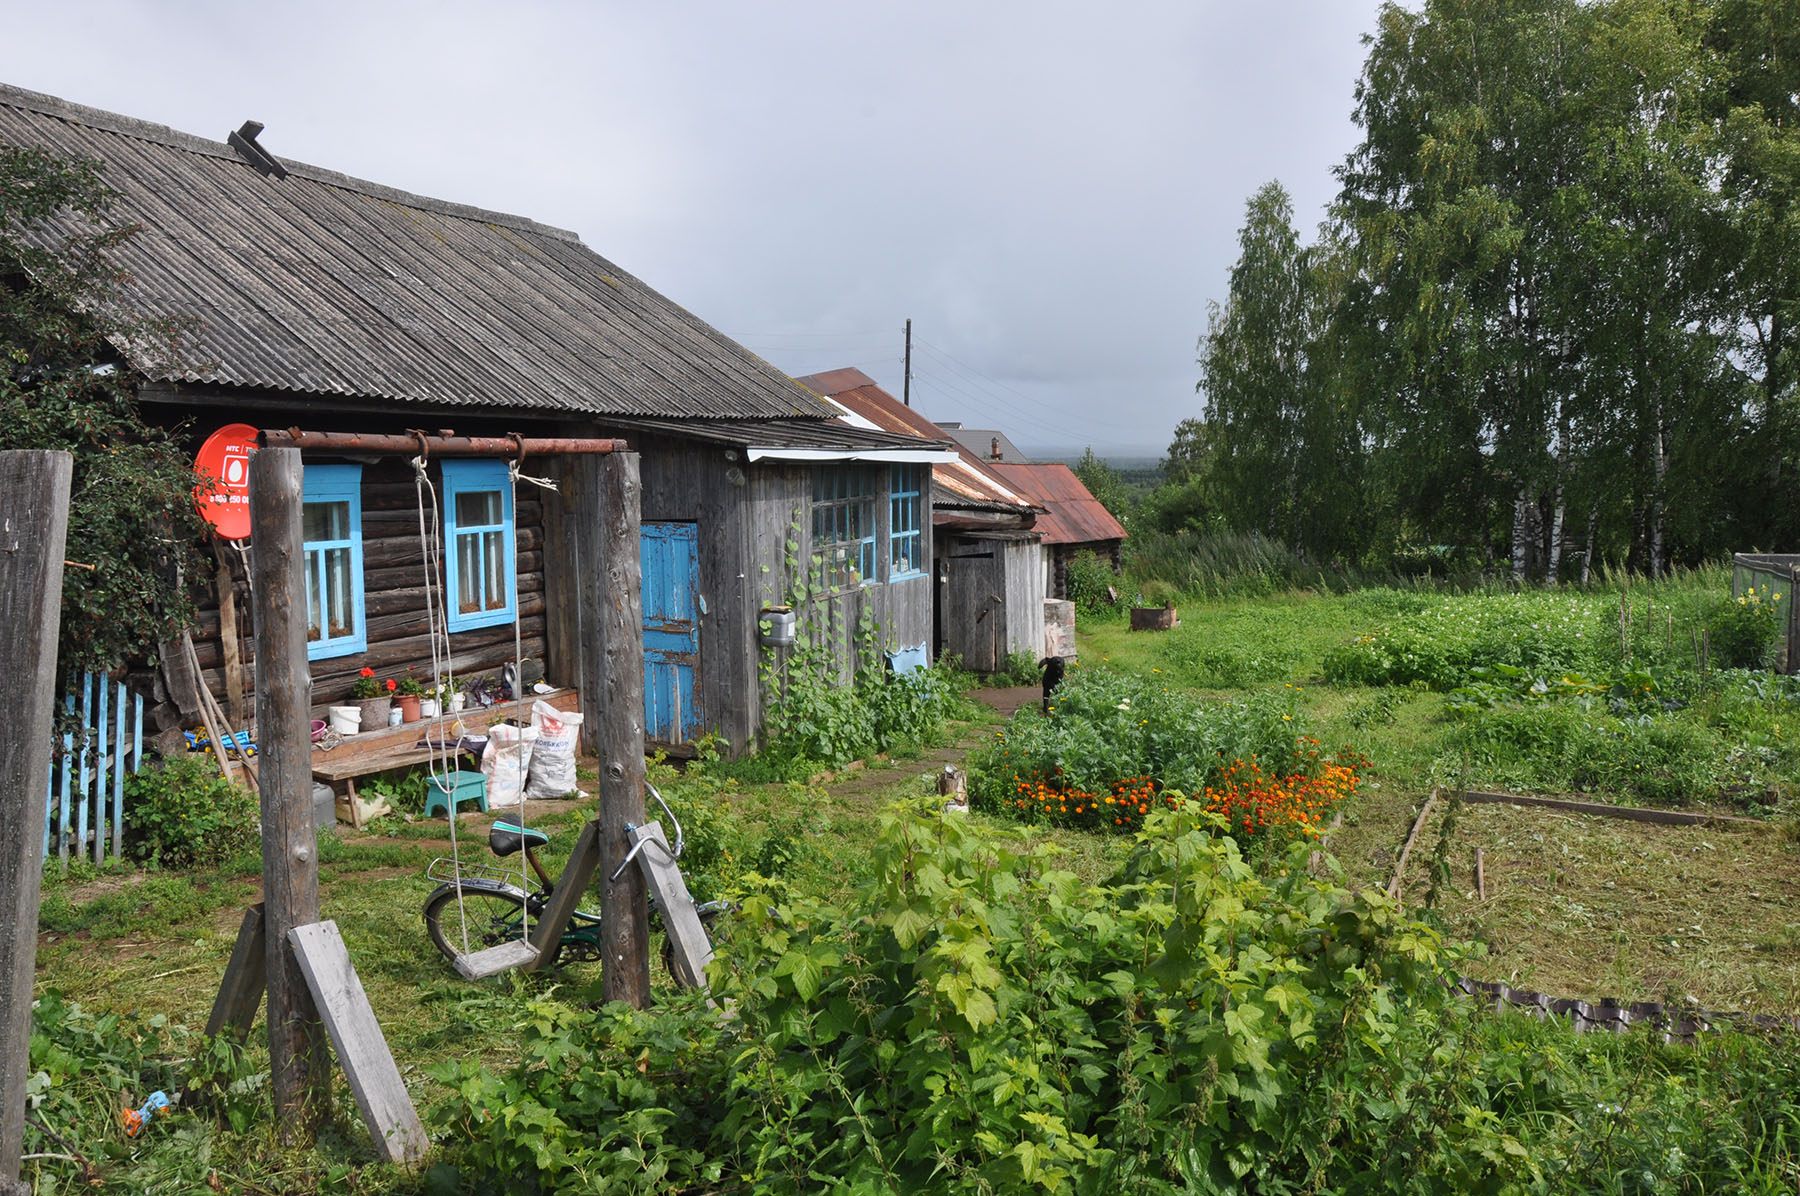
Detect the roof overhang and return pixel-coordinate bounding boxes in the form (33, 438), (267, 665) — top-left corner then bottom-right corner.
(746, 446), (960, 464)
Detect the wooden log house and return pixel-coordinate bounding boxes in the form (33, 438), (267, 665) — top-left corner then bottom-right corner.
(796, 369), (1055, 673)
(1, 82), (954, 760)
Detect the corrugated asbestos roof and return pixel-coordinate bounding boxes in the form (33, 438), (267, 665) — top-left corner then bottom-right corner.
(0, 83), (835, 421)
(602, 415), (945, 455)
(985, 462), (1128, 546)
(795, 368), (1042, 516)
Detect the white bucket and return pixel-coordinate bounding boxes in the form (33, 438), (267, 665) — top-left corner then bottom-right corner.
(419, 698), (441, 718)
(327, 705), (361, 735)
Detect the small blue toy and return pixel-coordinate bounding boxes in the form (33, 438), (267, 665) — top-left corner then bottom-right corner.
(122, 1090), (171, 1138)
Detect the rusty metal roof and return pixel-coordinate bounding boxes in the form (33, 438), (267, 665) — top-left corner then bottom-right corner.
(795, 368), (1041, 517)
(984, 462), (1127, 546)
(0, 83), (834, 422)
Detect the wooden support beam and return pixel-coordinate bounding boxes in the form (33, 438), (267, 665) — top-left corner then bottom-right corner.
(630, 822), (713, 991)
(288, 922), (428, 1166)
(589, 451), (649, 1006)
(206, 905), (268, 1038)
(250, 447), (331, 1139)
(526, 819), (601, 972)
(213, 540), (248, 728)
(0, 451), (72, 1190)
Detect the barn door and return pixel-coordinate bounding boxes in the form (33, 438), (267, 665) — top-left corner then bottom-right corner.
(640, 522), (702, 745)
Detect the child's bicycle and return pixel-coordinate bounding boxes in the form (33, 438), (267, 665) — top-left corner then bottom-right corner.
(421, 782), (725, 977)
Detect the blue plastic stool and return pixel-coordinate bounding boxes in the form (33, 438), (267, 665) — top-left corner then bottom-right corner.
(425, 771), (488, 818)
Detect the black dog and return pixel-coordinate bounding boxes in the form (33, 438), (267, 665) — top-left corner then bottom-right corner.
(1040, 656), (1067, 714)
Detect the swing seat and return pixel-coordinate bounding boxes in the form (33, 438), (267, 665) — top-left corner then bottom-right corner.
(452, 938), (540, 980)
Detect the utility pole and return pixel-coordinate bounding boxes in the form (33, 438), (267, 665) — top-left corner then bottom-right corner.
(902, 317), (913, 407)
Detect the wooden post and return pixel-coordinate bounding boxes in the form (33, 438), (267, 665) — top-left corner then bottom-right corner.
(0, 451), (72, 1191)
(249, 447), (331, 1137)
(586, 451), (649, 1006)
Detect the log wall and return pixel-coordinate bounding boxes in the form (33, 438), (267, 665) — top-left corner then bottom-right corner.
(140, 458), (549, 732)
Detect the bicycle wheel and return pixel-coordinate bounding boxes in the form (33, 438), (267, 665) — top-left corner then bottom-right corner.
(424, 882), (558, 968)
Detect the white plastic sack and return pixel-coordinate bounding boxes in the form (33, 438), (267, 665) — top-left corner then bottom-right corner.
(482, 722), (540, 808)
(525, 700), (584, 800)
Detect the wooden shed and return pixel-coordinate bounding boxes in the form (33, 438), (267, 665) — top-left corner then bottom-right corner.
(984, 462), (1128, 601)
(1, 82), (951, 758)
(796, 369), (1052, 672)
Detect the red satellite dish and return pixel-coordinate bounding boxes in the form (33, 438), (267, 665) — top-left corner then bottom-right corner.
(194, 423), (260, 540)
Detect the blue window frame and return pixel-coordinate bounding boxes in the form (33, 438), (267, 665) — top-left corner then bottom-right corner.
(302, 465), (366, 660)
(443, 459), (516, 632)
(812, 466), (877, 591)
(889, 465), (924, 579)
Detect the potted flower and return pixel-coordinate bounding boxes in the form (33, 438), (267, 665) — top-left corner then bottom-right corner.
(351, 666), (396, 728)
(395, 672), (427, 723)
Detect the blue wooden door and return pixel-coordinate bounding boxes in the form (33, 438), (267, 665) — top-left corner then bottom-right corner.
(641, 522), (701, 744)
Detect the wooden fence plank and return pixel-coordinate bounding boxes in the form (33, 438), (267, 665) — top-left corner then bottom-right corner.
(287, 921), (428, 1166)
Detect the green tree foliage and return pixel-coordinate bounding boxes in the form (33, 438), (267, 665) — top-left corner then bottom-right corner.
(0, 146), (207, 677)
(1197, 183), (1363, 563)
(1071, 445), (1133, 526)
(1176, 0), (1800, 583)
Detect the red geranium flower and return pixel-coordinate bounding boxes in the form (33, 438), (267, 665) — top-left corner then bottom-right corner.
(385, 678), (397, 692)
(360, 667), (374, 678)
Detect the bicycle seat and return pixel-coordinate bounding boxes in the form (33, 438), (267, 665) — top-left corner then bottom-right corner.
(489, 821), (548, 857)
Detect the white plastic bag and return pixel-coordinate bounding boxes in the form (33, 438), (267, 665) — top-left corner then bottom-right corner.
(525, 700), (584, 799)
(481, 722), (540, 808)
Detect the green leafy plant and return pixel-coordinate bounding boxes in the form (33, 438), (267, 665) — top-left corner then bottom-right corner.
(1, 146), (211, 686)
(122, 754), (258, 868)
(1064, 549), (1122, 615)
(426, 799), (1800, 1194)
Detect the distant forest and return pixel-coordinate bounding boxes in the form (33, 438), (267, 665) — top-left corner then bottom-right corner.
(1147, 0), (1798, 581)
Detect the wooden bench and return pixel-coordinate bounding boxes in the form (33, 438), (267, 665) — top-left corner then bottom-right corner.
(311, 689), (579, 828)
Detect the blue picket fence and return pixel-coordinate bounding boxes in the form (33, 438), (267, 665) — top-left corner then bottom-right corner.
(44, 673), (145, 867)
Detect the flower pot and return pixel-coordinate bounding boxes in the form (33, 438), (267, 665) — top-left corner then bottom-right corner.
(419, 697), (441, 719)
(397, 695), (422, 723)
(327, 706), (361, 735)
(449, 693), (466, 714)
(357, 696), (392, 729)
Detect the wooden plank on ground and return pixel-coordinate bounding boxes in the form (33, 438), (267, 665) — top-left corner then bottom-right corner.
(206, 905), (267, 1037)
(287, 921), (427, 1166)
(1462, 789), (1768, 828)
(1387, 789), (1439, 904)
(631, 821), (713, 990)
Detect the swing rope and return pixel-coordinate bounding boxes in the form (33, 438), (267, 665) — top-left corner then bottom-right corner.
(413, 436), (560, 964)
(410, 445), (479, 954)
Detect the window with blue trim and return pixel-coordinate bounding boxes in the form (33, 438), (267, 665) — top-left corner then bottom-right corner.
(443, 459), (516, 631)
(889, 465), (924, 578)
(302, 465), (366, 660)
(812, 466), (877, 590)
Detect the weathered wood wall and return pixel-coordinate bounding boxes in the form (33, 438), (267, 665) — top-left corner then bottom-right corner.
(939, 532), (1044, 673)
(138, 458), (549, 733)
(636, 440), (935, 756)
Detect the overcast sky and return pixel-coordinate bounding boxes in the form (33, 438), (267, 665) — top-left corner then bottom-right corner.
(4, 0), (1388, 458)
